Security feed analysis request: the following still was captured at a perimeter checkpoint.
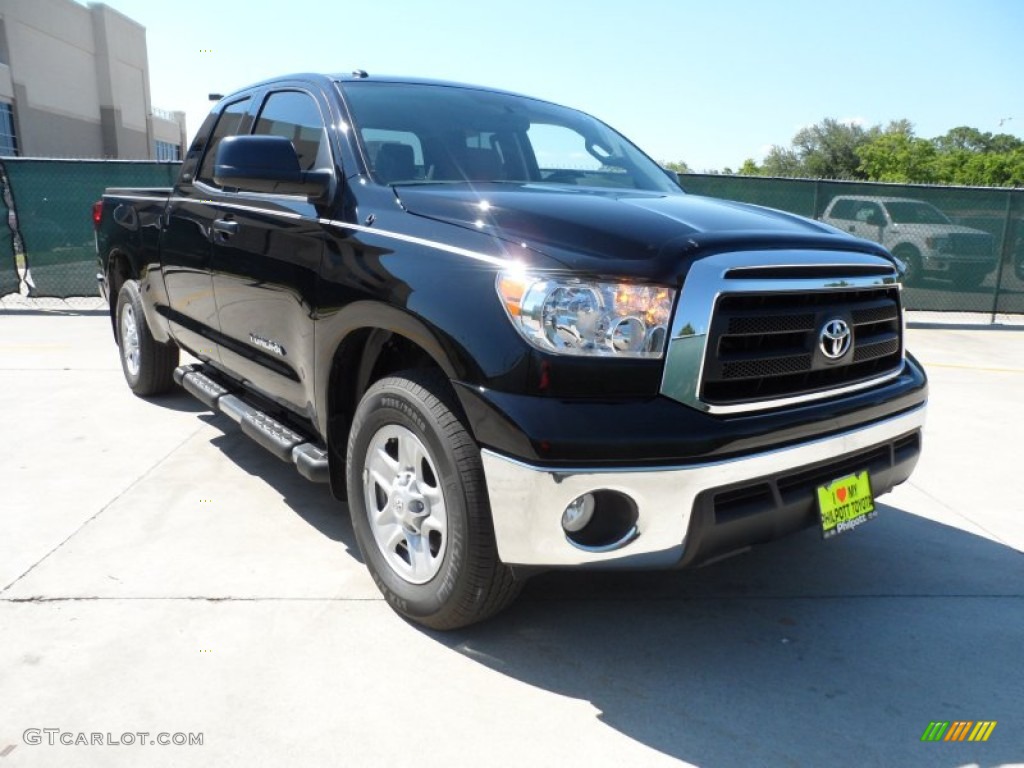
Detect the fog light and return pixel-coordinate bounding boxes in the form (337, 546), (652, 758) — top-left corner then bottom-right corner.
(561, 493), (596, 533)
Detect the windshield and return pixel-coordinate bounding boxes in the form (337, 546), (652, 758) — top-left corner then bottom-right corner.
(885, 201), (951, 225)
(338, 81), (681, 194)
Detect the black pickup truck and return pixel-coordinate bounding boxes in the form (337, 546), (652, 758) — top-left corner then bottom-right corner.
(95, 72), (928, 629)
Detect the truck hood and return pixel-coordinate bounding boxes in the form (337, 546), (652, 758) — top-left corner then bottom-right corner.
(889, 222), (992, 237)
(394, 183), (891, 281)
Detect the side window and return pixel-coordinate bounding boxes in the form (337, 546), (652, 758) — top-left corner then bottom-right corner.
(854, 202), (883, 224)
(527, 122), (634, 189)
(528, 123), (603, 173)
(196, 98), (251, 187)
(253, 91), (329, 171)
(828, 199), (856, 220)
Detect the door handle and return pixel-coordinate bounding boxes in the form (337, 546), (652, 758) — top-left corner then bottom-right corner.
(212, 218), (239, 236)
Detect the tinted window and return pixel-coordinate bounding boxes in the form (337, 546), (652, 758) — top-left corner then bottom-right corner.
(363, 129), (424, 167)
(886, 201), (950, 225)
(340, 81), (680, 193)
(853, 202), (883, 224)
(0, 102), (18, 156)
(253, 91), (329, 171)
(828, 199), (857, 220)
(197, 98), (250, 186)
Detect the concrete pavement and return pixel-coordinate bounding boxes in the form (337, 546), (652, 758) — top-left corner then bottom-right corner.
(1, 310), (1022, 767)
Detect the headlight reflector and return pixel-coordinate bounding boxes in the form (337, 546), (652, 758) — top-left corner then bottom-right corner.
(497, 273), (675, 358)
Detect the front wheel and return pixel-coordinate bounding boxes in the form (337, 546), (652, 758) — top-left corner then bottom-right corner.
(894, 245), (923, 286)
(346, 371), (521, 629)
(115, 279), (178, 396)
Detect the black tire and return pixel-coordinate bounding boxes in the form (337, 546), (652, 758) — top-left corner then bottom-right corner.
(893, 245), (923, 286)
(949, 264), (988, 289)
(115, 279), (178, 396)
(346, 370), (521, 629)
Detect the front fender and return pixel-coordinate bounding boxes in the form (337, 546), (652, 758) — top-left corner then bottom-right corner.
(315, 300), (472, 438)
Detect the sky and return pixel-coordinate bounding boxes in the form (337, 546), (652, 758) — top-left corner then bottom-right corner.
(91, 0), (1024, 171)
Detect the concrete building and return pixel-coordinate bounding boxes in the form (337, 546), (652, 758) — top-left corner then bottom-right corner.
(0, 0), (185, 159)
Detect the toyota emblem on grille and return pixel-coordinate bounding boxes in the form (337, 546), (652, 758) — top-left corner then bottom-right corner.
(820, 319), (852, 360)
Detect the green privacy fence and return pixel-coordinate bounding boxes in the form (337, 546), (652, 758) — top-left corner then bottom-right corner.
(0, 159), (1021, 317)
(0, 158), (180, 298)
(680, 174), (1024, 317)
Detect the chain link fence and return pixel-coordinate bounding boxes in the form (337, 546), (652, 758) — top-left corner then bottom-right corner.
(0, 160), (1021, 321)
(681, 174), (1024, 320)
(0, 158), (180, 299)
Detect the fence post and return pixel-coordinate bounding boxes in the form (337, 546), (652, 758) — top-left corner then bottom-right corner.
(990, 189), (1015, 323)
(0, 159), (26, 296)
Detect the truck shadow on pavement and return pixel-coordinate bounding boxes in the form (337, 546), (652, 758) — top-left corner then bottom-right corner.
(147, 389), (210, 414)
(436, 508), (1023, 766)
(193, 411), (362, 562)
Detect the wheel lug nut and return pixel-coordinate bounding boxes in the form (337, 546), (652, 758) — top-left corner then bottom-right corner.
(409, 500), (425, 514)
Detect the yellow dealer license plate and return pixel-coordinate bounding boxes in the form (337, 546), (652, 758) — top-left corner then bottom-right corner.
(817, 471), (876, 539)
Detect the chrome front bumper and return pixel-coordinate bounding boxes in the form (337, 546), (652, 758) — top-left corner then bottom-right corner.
(480, 404), (927, 568)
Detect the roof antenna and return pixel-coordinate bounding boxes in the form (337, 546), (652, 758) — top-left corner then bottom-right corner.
(352, 70), (368, 79)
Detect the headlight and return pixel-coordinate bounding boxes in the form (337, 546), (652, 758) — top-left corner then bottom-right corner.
(496, 272), (675, 358)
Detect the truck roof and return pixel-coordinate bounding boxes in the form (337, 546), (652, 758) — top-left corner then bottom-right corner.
(214, 71), (531, 103)
(829, 195), (937, 205)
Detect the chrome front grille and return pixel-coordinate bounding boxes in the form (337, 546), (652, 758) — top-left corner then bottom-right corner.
(944, 232), (994, 258)
(701, 288), (902, 406)
(660, 250), (905, 414)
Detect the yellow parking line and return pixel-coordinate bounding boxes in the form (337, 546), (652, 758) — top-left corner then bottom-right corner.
(921, 362), (1024, 374)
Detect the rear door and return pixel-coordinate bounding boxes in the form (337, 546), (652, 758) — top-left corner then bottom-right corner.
(161, 97), (251, 360)
(208, 88), (333, 417)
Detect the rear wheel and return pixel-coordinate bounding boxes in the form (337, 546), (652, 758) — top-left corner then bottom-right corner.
(115, 279), (178, 396)
(346, 370), (521, 629)
(949, 264), (989, 289)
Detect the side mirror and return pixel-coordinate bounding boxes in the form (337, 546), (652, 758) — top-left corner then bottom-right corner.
(214, 135), (331, 199)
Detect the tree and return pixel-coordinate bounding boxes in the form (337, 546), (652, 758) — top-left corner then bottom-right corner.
(933, 148), (1024, 187)
(759, 146), (804, 177)
(858, 126), (939, 183)
(931, 126), (1023, 155)
(987, 133), (1024, 154)
(791, 118), (878, 179)
(662, 160), (691, 174)
(933, 126), (992, 153)
(713, 118), (1023, 186)
(747, 119), (880, 179)
(738, 158), (762, 176)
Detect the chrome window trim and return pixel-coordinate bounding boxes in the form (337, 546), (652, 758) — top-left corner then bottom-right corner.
(660, 250), (903, 415)
(187, 181), (317, 209)
(166, 193), (517, 267)
(102, 194), (171, 203)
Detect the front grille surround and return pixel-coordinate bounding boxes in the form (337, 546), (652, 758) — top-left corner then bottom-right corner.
(660, 250), (904, 414)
